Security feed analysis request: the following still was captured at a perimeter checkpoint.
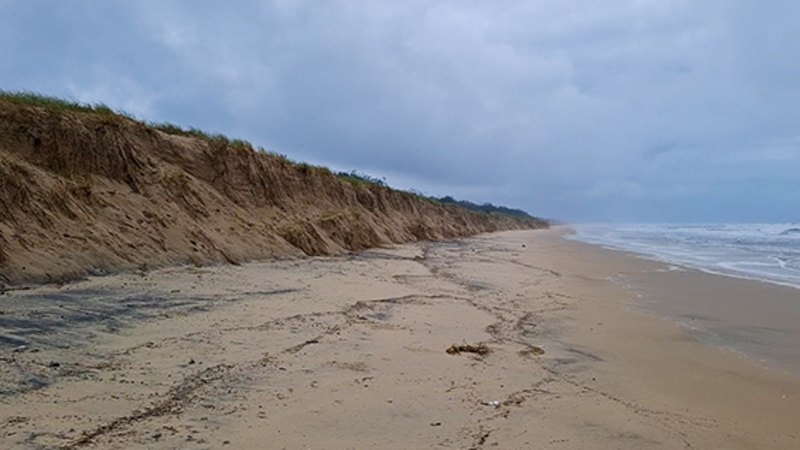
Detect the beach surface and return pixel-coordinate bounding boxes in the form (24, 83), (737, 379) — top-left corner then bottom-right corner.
(2, 229), (799, 449)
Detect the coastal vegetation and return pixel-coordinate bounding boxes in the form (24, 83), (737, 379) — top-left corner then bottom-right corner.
(0, 90), (537, 220)
(434, 196), (535, 219)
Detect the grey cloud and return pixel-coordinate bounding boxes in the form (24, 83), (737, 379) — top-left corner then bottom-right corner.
(1, 0), (798, 221)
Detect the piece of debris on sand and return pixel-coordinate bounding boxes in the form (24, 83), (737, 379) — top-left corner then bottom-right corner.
(446, 343), (491, 356)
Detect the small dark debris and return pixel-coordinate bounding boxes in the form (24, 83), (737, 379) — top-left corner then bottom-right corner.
(48, 361), (61, 368)
(188, 359), (196, 365)
(430, 422), (442, 427)
(285, 338), (320, 354)
(446, 343), (490, 356)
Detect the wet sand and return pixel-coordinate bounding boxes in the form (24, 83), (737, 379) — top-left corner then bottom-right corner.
(1, 229), (799, 449)
(614, 265), (800, 377)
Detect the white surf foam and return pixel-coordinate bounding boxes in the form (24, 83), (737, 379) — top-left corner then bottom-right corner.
(569, 223), (800, 290)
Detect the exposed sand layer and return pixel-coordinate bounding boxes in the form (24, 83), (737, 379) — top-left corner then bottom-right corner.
(1, 229), (799, 449)
(0, 99), (543, 285)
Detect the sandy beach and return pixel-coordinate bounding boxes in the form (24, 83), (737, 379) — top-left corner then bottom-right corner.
(2, 228), (799, 449)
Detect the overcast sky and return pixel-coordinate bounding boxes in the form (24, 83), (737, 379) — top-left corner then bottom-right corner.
(1, 1), (798, 222)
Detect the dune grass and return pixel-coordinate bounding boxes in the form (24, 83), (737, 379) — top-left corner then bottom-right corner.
(0, 90), (134, 119)
(0, 90), (545, 224)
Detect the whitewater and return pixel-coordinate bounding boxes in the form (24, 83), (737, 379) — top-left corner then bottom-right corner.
(570, 223), (800, 290)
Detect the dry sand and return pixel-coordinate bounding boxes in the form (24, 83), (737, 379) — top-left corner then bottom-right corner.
(2, 229), (799, 449)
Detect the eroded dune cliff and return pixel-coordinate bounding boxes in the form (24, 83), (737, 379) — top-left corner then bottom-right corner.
(0, 96), (546, 285)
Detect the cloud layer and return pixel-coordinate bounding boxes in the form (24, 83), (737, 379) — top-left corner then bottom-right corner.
(2, 0), (798, 221)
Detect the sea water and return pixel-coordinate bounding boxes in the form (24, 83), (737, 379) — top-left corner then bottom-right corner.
(570, 223), (800, 290)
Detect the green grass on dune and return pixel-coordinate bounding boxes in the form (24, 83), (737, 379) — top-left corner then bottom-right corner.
(0, 90), (546, 223)
(0, 90), (133, 118)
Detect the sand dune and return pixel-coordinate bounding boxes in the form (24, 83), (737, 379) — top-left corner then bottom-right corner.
(0, 97), (543, 286)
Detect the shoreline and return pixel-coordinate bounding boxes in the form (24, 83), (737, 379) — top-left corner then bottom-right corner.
(567, 225), (800, 292)
(562, 227), (800, 377)
(1, 229), (798, 448)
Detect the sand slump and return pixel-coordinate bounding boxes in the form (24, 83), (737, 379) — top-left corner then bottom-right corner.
(0, 100), (545, 285)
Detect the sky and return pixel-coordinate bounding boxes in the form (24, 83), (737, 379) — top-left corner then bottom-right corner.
(1, 0), (798, 222)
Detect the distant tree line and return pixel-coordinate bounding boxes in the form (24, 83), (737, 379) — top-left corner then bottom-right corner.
(333, 169), (536, 219)
(435, 196), (534, 219)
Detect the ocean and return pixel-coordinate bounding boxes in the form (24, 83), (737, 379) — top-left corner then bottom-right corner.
(570, 223), (800, 290)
